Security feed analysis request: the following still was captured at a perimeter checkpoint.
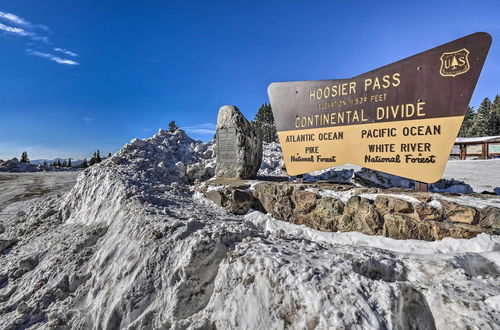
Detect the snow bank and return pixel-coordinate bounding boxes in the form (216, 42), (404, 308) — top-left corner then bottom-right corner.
(258, 142), (287, 177)
(0, 158), (39, 173)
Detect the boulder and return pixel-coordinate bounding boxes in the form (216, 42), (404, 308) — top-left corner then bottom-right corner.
(382, 214), (434, 241)
(375, 196), (414, 214)
(205, 190), (223, 206)
(441, 200), (479, 224)
(338, 196), (383, 235)
(215, 105), (262, 179)
(226, 190), (254, 215)
(415, 203), (443, 221)
(479, 206), (500, 234)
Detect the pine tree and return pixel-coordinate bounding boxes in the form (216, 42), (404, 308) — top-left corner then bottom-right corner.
(96, 150), (101, 163)
(492, 95), (500, 136)
(108, 152), (112, 158)
(43, 161), (48, 166)
(168, 120), (178, 132)
(62, 160), (67, 167)
(458, 106), (475, 137)
(253, 103), (277, 143)
(470, 98), (493, 136)
(68, 158), (72, 167)
(20, 151), (29, 163)
(81, 159), (88, 168)
(57, 160), (62, 167)
(89, 152), (96, 166)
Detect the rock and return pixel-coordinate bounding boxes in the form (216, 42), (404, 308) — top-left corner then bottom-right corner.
(293, 190), (318, 214)
(441, 200), (479, 224)
(431, 222), (483, 240)
(0, 223), (4, 234)
(215, 105), (262, 179)
(415, 202), (443, 221)
(494, 187), (500, 196)
(18, 258), (37, 272)
(310, 197), (344, 231)
(382, 214), (434, 241)
(226, 190), (254, 215)
(338, 196), (383, 235)
(205, 190), (223, 206)
(0, 238), (17, 253)
(16, 302), (29, 314)
(479, 207), (500, 234)
(375, 196), (414, 214)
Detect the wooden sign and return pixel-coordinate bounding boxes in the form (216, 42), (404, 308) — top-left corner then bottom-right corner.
(268, 32), (491, 183)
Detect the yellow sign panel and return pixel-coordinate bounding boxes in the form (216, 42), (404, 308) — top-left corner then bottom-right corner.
(268, 33), (491, 183)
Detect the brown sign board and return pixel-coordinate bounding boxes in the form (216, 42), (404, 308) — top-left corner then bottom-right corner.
(268, 32), (491, 183)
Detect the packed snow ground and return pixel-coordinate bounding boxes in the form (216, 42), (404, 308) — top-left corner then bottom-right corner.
(0, 172), (79, 212)
(0, 129), (499, 329)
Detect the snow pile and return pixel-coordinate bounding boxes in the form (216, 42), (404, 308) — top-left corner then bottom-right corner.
(258, 142), (286, 177)
(431, 178), (474, 194)
(0, 129), (499, 329)
(354, 167), (475, 193)
(105, 128), (214, 186)
(0, 158), (39, 173)
(0, 158), (79, 173)
(302, 168), (354, 183)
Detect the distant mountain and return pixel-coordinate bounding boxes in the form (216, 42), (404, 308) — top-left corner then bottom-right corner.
(31, 158), (83, 167)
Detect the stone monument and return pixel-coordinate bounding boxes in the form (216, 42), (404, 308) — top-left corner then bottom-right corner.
(215, 105), (262, 179)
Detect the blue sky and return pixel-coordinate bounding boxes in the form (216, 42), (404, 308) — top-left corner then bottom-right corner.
(0, 1), (499, 160)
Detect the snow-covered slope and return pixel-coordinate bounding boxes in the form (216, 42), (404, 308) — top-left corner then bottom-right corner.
(0, 129), (499, 329)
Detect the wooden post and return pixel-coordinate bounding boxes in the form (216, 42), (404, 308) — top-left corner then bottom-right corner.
(296, 174), (303, 184)
(415, 181), (429, 192)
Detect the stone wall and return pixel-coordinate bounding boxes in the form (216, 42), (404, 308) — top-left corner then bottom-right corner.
(199, 180), (500, 241)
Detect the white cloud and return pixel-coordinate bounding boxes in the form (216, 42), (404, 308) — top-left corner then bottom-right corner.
(0, 10), (49, 31)
(26, 49), (79, 65)
(182, 123), (216, 135)
(0, 10), (80, 65)
(54, 47), (78, 57)
(83, 117), (94, 123)
(0, 11), (29, 26)
(0, 22), (31, 36)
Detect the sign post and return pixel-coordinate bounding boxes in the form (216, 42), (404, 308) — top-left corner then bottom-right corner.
(268, 32), (491, 184)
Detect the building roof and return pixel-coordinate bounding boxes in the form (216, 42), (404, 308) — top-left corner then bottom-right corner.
(455, 136), (500, 144)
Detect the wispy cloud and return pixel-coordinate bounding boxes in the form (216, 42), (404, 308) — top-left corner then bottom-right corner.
(26, 49), (79, 65)
(54, 47), (78, 57)
(182, 123), (216, 135)
(0, 10), (49, 31)
(0, 22), (31, 36)
(0, 9), (80, 65)
(0, 11), (30, 26)
(83, 117), (94, 123)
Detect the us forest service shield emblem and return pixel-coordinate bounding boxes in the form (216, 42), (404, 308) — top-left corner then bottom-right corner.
(440, 48), (470, 77)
